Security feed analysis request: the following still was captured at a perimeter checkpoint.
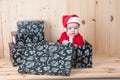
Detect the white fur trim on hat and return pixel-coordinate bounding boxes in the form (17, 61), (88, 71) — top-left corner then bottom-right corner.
(64, 28), (67, 31)
(67, 17), (80, 24)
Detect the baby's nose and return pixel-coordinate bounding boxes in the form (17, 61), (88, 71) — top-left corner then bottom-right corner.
(71, 29), (75, 31)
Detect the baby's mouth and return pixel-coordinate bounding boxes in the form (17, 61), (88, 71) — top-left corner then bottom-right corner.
(70, 33), (76, 36)
(71, 33), (75, 35)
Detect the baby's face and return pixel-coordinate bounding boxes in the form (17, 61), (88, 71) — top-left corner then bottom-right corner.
(66, 23), (79, 37)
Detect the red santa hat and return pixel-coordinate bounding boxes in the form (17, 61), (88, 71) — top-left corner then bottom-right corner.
(62, 14), (80, 31)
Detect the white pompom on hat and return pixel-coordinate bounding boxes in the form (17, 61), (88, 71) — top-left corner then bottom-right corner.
(62, 14), (80, 31)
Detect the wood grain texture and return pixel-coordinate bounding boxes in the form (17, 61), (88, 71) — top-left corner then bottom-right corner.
(1, 0), (11, 57)
(0, 0), (120, 57)
(0, 0), (4, 58)
(95, 0), (120, 56)
(0, 54), (120, 79)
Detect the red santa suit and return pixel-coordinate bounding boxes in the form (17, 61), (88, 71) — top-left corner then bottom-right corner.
(58, 32), (84, 46)
(58, 14), (84, 46)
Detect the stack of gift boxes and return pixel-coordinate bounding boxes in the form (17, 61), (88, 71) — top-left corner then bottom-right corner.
(9, 20), (92, 76)
(9, 21), (44, 66)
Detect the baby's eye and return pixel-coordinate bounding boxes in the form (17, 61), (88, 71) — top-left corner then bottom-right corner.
(74, 28), (78, 29)
(68, 28), (72, 29)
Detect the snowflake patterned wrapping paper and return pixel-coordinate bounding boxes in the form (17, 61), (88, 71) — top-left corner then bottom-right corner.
(9, 41), (47, 66)
(9, 20), (45, 66)
(17, 21), (44, 34)
(9, 43), (26, 66)
(72, 40), (92, 68)
(18, 42), (74, 76)
(11, 31), (44, 45)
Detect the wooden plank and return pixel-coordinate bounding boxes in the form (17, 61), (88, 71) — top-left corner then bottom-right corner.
(108, 0), (118, 56)
(24, 0), (41, 20)
(1, 0), (11, 57)
(115, 0), (120, 55)
(16, 0), (25, 21)
(9, 0), (17, 32)
(95, 0), (103, 55)
(0, 0), (4, 58)
(79, 0), (88, 36)
(0, 55), (120, 79)
(102, 0), (111, 55)
(86, 0), (96, 54)
(68, 0), (81, 14)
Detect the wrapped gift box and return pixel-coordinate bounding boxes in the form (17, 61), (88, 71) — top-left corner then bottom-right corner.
(18, 42), (74, 76)
(9, 20), (45, 66)
(72, 40), (92, 68)
(17, 21), (44, 33)
(11, 31), (44, 45)
(9, 43), (26, 66)
(9, 41), (46, 66)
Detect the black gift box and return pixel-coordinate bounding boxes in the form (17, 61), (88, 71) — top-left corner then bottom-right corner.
(17, 21), (44, 33)
(9, 41), (46, 66)
(72, 40), (92, 68)
(11, 31), (44, 45)
(9, 43), (26, 66)
(18, 42), (74, 76)
(9, 20), (45, 66)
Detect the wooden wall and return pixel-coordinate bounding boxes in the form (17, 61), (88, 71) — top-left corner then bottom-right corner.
(96, 0), (120, 56)
(0, 0), (120, 58)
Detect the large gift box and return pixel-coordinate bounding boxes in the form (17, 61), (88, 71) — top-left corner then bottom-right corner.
(18, 42), (74, 76)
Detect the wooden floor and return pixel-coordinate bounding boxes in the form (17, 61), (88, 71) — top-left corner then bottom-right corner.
(0, 54), (120, 80)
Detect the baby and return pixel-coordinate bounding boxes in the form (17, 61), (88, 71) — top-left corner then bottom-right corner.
(58, 14), (84, 46)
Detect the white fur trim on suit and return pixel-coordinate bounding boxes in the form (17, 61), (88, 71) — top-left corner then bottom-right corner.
(67, 17), (80, 24)
(69, 36), (73, 43)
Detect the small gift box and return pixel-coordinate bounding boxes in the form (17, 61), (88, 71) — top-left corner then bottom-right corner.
(17, 21), (44, 33)
(72, 40), (92, 68)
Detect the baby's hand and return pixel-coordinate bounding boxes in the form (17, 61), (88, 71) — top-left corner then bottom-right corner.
(74, 44), (77, 47)
(62, 40), (69, 45)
